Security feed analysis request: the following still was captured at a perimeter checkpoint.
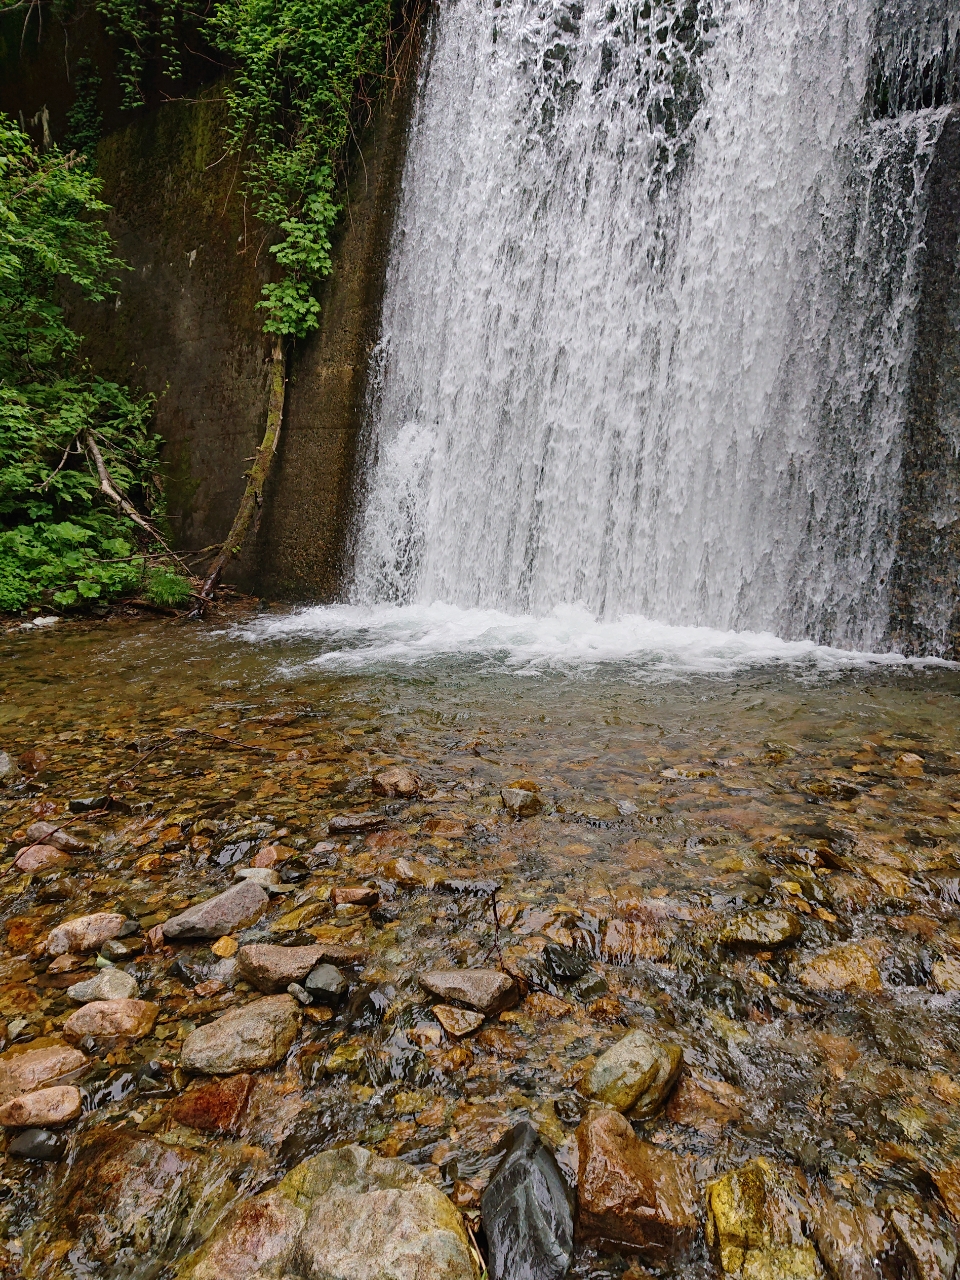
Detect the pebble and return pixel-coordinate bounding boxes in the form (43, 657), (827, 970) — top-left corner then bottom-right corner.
(0, 751), (16, 780)
(7, 1127), (67, 1160)
(14, 844), (71, 872)
(304, 964), (349, 1004)
(0, 1085), (82, 1128)
(180, 994), (300, 1074)
(328, 813), (386, 834)
(237, 943), (361, 993)
(63, 998), (159, 1043)
(794, 943), (883, 993)
(579, 1027), (683, 1118)
(576, 1107), (697, 1263)
(66, 967), (138, 1003)
(288, 982), (312, 1005)
(162, 881), (269, 940)
(0, 1044), (88, 1104)
(25, 820), (89, 852)
(432, 1005), (485, 1038)
(419, 969), (519, 1015)
(46, 912), (127, 956)
(179, 1143), (477, 1280)
(372, 766), (422, 798)
(717, 909), (803, 948)
(481, 1121), (573, 1280)
(333, 885), (380, 907)
(501, 783), (544, 817)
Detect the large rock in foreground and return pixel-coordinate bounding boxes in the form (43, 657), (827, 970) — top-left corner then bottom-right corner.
(576, 1108), (697, 1263)
(481, 1121), (573, 1280)
(707, 1159), (825, 1277)
(579, 1027), (683, 1117)
(178, 1143), (479, 1280)
(180, 995), (300, 1074)
(162, 882), (269, 940)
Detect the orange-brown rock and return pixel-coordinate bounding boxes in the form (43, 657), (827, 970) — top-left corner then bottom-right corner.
(15, 844), (71, 872)
(432, 1005), (484, 1038)
(372, 766), (422, 798)
(793, 944), (882, 993)
(575, 1108), (697, 1262)
(422, 817), (467, 838)
(666, 1074), (744, 1131)
(169, 1074), (252, 1133)
(63, 998), (159, 1043)
(252, 844), (296, 868)
(333, 885), (380, 907)
(0, 1084), (82, 1127)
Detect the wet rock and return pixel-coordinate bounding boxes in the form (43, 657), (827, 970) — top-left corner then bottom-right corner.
(706, 1159), (824, 1278)
(885, 1195), (958, 1280)
(809, 1187), (899, 1280)
(162, 881), (269, 940)
(66, 967), (138, 1002)
(932, 1163), (960, 1222)
(304, 964), (349, 1004)
(579, 1027), (683, 1118)
(0, 1043), (88, 1103)
(665, 1073), (744, 1132)
(575, 1107), (697, 1263)
(180, 994), (300, 1074)
(373, 766), (422, 798)
(25, 820), (90, 852)
(433, 1005), (485, 1038)
(328, 812), (386, 835)
(237, 942), (361, 993)
(502, 782), (544, 817)
(0, 750), (16, 780)
(0, 1084), (81, 1128)
(15, 843), (71, 872)
(718, 910), (803, 949)
(46, 911), (126, 955)
(63, 997), (159, 1043)
(333, 885), (380, 907)
(481, 1120), (573, 1280)
(100, 936), (145, 961)
(235, 866), (283, 891)
(931, 957), (960, 993)
(169, 1073), (252, 1133)
(794, 944), (882, 993)
(419, 969), (519, 1015)
(178, 1142), (478, 1280)
(8, 1127), (66, 1160)
(542, 944), (590, 982)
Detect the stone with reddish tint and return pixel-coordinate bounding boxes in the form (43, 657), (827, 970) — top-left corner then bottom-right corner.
(46, 912), (126, 956)
(432, 1005), (484, 1038)
(180, 995), (300, 1074)
(15, 844), (71, 873)
(237, 943), (363, 994)
(252, 844), (295, 868)
(0, 1084), (82, 1128)
(576, 1108), (697, 1263)
(333, 885), (380, 907)
(25, 821), (90, 852)
(372, 766), (422, 798)
(162, 881), (269, 941)
(419, 969), (518, 1016)
(63, 998), (159, 1044)
(0, 1044), (88, 1104)
(169, 1074), (252, 1133)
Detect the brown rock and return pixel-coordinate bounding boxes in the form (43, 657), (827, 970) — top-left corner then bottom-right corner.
(15, 844), (71, 872)
(419, 969), (518, 1015)
(180, 995), (300, 1074)
(237, 943), (362, 993)
(575, 1108), (697, 1263)
(666, 1074), (744, 1131)
(794, 944), (882, 993)
(0, 1084), (82, 1127)
(333, 885), (380, 907)
(372, 766), (422, 798)
(0, 1043), (88, 1104)
(169, 1074), (252, 1133)
(523, 991), (574, 1020)
(63, 998), (159, 1043)
(162, 881), (269, 941)
(46, 912), (126, 956)
(809, 1186), (897, 1280)
(422, 817), (467, 838)
(328, 813), (386, 835)
(252, 844), (297, 867)
(24, 820), (89, 852)
(432, 1006), (484, 1038)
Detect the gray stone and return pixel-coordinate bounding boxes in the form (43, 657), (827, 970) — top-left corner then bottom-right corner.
(0, 752), (16, 781)
(162, 881), (269, 940)
(180, 994), (300, 1074)
(178, 1143), (479, 1280)
(47, 912), (125, 955)
(25, 821), (90, 852)
(579, 1027), (683, 1118)
(482, 1121), (573, 1280)
(304, 964), (349, 1004)
(67, 967), (138, 1003)
(718, 910), (803, 949)
(8, 1127), (66, 1160)
(419, 969), (519, 1015)
(237, 943), (361, 993)
(501, 787), (544, 817)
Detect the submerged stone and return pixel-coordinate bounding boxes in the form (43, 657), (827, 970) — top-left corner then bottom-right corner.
(169, 1074), (252, 1133)
(8, 1127), (66, 1160)
(433, 1005), (484, 1038)
(542, 944), (590, 982)
(66, 967), (138, 1002)
(372, 766), (422, 797)
(481, 1121), (573, 1280)
(579, 1027), (683, 1117)
(718, 909), (803, 948)
(706, 1158), (825, 1278)
(794, 944), (882, 993)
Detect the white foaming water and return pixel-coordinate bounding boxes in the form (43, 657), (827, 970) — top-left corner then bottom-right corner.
(240, 602), (952, 677)
(351, 0), (953, 650)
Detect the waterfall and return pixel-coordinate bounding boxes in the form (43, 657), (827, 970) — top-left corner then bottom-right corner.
(351, 0), (957, 651)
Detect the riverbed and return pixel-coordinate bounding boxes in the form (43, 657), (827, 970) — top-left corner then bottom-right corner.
(2, 608), (960, 1278)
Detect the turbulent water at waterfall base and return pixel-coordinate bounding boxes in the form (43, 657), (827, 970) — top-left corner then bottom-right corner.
(3, 0), (960, 1278)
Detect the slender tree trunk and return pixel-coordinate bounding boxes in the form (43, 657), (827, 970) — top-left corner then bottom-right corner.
(196, 338), (287, 609)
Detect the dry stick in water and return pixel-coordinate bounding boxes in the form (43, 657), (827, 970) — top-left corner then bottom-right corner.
(196, 338), (287, 610)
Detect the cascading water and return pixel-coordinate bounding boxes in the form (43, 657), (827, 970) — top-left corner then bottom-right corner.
(351, 0), (959, 651)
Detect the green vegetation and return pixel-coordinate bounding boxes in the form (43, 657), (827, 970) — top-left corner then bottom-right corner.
(0, 114), (187, 612)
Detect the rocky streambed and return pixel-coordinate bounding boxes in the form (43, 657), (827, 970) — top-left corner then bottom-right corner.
(1, 616), (960, 1277)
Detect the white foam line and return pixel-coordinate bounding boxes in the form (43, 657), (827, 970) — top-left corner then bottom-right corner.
(231, 602), (956, 678)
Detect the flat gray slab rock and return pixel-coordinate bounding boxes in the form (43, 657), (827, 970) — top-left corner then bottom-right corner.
(178, 1143), (479, 1280)
(67, 967), (138, 1003)
(162, 882), (269, 941)
(419, 969), (518, 1015)
(180, 994), (300, 1074)
(236, 942), (362, 993)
